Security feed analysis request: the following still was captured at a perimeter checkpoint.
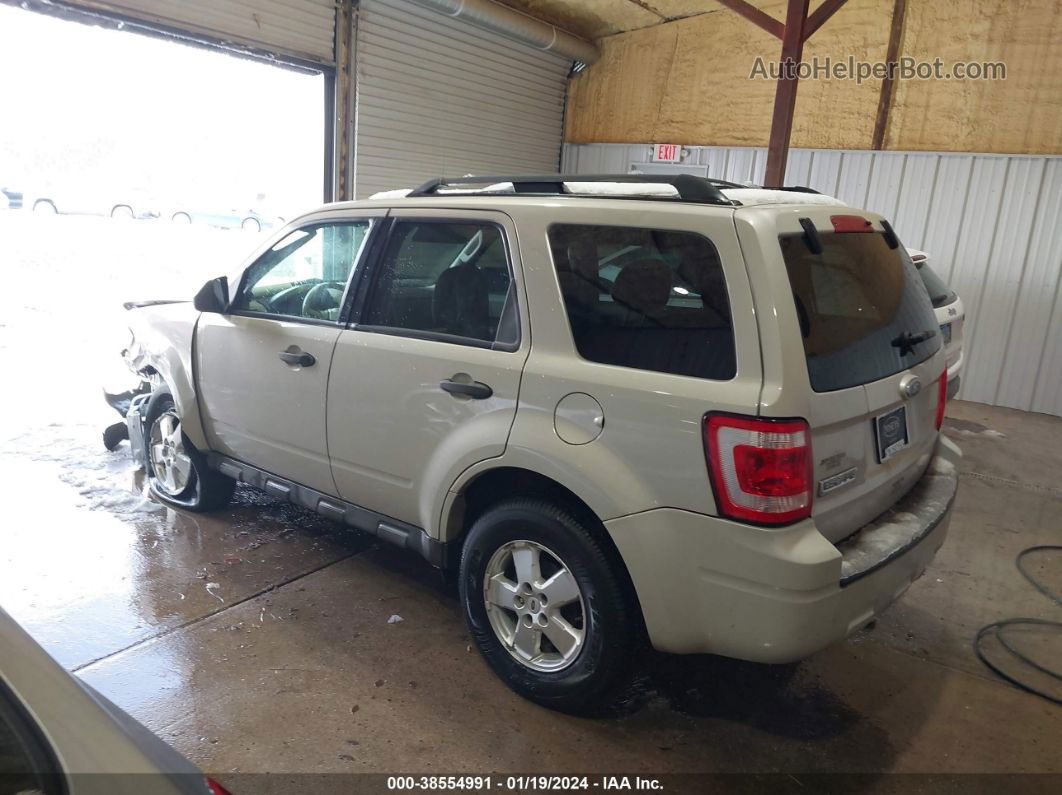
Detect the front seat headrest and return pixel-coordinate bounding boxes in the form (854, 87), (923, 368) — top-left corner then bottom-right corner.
(611, 259), (672, 317)
(433, 263), (490, 340)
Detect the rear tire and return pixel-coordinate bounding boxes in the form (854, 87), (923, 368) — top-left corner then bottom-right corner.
(143, 389), (234, 511)
(171, 211), (192, 224)
(459, 498), (645, 715)
(110, 204), (134, 219)
(33, 200), (57, 214)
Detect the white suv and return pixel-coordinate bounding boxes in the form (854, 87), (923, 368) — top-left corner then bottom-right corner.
(109, 175), (960, 714)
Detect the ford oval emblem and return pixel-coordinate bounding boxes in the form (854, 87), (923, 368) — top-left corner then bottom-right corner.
(899, 375), (922, 399)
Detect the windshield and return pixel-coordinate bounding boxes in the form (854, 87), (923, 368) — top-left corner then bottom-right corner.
(780, 231), (942, 392)
(915, 260), (957, 308)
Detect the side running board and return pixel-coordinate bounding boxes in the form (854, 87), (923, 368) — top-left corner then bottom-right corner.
(208, 453), (448, 568)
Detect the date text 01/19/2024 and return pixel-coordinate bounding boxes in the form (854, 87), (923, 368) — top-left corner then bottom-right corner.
(386, 776), (665, 791)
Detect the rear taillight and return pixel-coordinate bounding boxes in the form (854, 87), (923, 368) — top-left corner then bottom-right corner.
(704, 414), (813, 525)
(206, 778), (233, 795)
(935, 371), (948, 430)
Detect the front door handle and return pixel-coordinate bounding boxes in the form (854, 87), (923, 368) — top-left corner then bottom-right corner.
(278, 349), (315, 367)
(440, 378), (493, 400)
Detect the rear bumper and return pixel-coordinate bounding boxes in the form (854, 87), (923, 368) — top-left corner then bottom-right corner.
(605, 435), (960, 662)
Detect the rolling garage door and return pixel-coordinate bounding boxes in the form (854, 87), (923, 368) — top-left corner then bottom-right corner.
(352, 0), (573, 198)
(62, 0), (337, 65)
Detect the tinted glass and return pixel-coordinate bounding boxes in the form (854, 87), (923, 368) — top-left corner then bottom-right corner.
(780, 231), (942, 392)
(232, 222), (371, 321)
(1, 689), (59, 795)
(547, 224), (736, 380)
(363, 222), (515, 345)
(916, 260), (957, 308)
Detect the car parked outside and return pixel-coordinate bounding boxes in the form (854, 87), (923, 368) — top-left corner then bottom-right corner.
(22, 186), (154, 219)
(166, 205), (282, 233)
(106, 175), (959, 715)
(907, 248), (965, 399)
(1, 185), (22, 209)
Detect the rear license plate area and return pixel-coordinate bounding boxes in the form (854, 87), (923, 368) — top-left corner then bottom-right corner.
(874, 405), (909, 462)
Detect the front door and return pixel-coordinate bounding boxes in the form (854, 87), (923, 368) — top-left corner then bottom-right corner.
(327, 209), (528, 530)
(197, 216), (380, 494)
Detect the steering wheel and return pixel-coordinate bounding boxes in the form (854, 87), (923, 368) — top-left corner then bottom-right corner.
(261, 279), (321, 313)
(302, 281), (346, 317)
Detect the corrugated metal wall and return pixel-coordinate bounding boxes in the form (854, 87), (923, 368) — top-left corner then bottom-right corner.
(353, 0), (571, 200)
(65, 0), (337, 64)
(563, 143), (1062, 417)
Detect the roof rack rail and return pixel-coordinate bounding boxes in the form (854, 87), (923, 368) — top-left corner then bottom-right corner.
(762, 185), (821, 194)
(407, 174), (734, 206)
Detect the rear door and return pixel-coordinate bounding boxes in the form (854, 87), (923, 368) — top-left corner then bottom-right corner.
(744, 209), (946, 542)
(326, 209), (528, 531)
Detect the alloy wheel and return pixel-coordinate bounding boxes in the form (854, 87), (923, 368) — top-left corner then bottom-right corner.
(482, 540), (586, 672)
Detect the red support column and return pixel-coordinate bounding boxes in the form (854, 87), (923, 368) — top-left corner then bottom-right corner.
(764, 0), (810, 187)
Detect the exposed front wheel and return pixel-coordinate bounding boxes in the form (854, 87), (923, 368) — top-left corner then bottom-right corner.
(144, 390), (234, 511)
(459, 499), (645, 715)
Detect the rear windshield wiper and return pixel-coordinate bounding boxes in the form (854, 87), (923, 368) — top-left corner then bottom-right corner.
(891, 329), (937, 356)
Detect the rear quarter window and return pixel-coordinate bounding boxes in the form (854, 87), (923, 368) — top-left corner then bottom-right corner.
(547, 224), (736, 381)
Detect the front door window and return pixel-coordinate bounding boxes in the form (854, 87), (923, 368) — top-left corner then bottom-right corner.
(231, 222), (371, 322)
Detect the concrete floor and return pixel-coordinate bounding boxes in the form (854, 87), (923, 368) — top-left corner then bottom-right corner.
(0, 215), (1060, 788)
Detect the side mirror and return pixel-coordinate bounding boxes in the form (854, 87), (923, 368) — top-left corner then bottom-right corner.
(194, 276), (229, 313)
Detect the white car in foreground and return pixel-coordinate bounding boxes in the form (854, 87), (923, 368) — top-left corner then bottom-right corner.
(908, 249), (965, 399)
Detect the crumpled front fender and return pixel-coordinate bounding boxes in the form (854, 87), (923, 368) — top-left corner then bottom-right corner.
(120, 302), (208, 450)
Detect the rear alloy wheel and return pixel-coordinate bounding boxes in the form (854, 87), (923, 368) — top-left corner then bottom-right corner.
(143, 390), (234, 511)
(460, 499), (645, 715)
(483, 540), (586, 672)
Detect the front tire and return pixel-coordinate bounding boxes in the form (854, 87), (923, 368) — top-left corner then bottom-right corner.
(144, 390), (234, 511)
(459, 499), (645, 715)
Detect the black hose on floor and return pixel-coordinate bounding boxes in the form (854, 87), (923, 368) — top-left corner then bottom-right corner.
(973, 545), (1062, 705)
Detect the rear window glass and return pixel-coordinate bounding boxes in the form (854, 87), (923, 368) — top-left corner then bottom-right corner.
(915, 260), (957, 308)
(547, 224), (736, 380)
(780, 231), (942, 392)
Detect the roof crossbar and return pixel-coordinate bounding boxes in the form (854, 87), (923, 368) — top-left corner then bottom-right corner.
(407, 174), (735, 206)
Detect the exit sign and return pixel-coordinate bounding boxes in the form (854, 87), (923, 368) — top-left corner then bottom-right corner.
(651, 143), (682, 163)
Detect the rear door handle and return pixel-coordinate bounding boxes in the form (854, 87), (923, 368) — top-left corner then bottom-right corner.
(278, 349), (315, 367)
(440, 378), (493, 400)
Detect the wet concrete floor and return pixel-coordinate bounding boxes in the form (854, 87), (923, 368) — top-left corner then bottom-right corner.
(1, 400), (1059, 784)
(0, 216), (1059, 786)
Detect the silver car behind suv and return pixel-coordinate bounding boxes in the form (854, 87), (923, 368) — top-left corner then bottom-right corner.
(108, 175), (959, 714)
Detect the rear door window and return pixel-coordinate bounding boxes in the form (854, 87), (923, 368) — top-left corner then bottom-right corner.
(547, 224), (736, 380)
(780, 230), (941, 392)
(361, 222), (517, 347)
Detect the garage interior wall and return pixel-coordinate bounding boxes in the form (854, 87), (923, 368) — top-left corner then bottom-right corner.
(351, 0), (572, 199)
(51, 0), (337, 64)
(563, 142), (1062, 418)
(563, 0), (1062, 155)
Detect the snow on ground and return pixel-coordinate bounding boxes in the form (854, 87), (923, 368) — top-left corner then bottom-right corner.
(0, 211), (266, 516)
